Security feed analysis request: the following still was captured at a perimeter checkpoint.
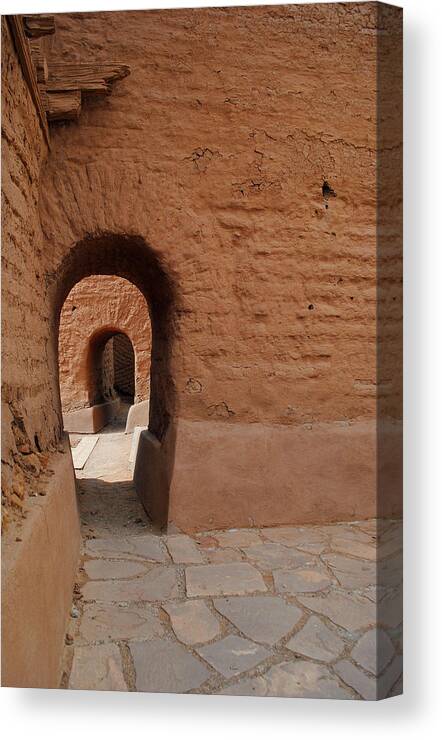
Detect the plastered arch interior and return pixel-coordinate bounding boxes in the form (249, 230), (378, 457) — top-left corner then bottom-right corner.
(53, 233), (177, 443)
(86, 328), (135, 406)
(58, 275), (152, 415)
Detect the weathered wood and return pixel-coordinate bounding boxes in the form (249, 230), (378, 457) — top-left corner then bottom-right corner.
(46, 81), (109, 96)
(48, 62), (130, 88)
(6, 15), (50, 145)
(29, 39), (48, 84)
(7, 14), (129, 126)
(46, 90), (82, 122)
(23, 15), (55, 39)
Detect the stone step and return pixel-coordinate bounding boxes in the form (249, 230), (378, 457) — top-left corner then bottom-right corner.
(71, 435), (99, 469)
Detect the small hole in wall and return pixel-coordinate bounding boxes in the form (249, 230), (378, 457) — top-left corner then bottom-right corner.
(322, 180), (337, 199)
(72, 306), (77, 312)
(34, 434), (42, 452)
(350, 296), (354, 301)
(308, 304), (314, 311)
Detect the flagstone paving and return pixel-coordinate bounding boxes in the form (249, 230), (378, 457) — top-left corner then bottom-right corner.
(61, 426), (403, 700)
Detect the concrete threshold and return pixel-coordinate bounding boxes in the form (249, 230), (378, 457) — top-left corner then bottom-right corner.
(72, 436), (99, 469)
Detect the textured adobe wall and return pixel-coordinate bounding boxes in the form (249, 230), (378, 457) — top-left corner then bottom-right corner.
(58, 275), (151, 413)
(0, 2), (402, 689)
(1, 18), (81, 689)
(2, 5), (402, 533)
(42, 5), (384, 428)
(36, 4), (401, 530)
(1, 19), (54, 527)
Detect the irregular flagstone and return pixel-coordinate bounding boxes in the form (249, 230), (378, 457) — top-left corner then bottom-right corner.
(85, 534), (167, 562)
(378, 589), (402, 628)
(363, 586), (392, 603)
(262, 526), (328, 553)
(335, 655), (402, 701)
(206, 547), (243, 564)
(377, 553), (402, 588)
(214, 529), (263, 548)
(297, 541), (329, 555)
(78, 602), (164, 643)
(165, 534), (204, 564)
(194, 534), (219, 549)
(69, 644), (127, 691)
(389, 673), (403, 697)
(131, 639), (211, 693)
(213, 596), (303, 645)
(185, 563), (266, 597)
(379, 521), (402, 543)
(321, 553), (376, 589)
(351, 628), (395, 676)
(243, 543), (313, 570)
(219, 660), (353, 699)
(83, 558), (147, 580)
(330, 537), (377, 561)
(81, 566), (179, 602)
(197, 634), (270, 677)
(377, 537), (402, 560)
(321, 524), (374, 542)
(286, 616), (344, 662)
(355, 519), (392, 536)
(334, 660), (378, 700)
(298, 591), (376, 632)
(65, 507), (402, 698)
(274, 567), (333, 594)
(377, 656), (403, 699)
(377, 522), (403, 560)
(163, 600), (222, 645)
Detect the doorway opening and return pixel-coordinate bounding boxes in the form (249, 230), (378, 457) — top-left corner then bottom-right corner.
(58, 274), (152, 434)
(53, 233), (178, 529)
(57, 271), (156, 535)
(105, 333), (135, 405)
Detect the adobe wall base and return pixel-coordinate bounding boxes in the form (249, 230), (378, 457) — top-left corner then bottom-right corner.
(134, 418), (402, 533)
(1, 440), (81, 688)
(63, 399), (120, 433)
(133, 428), (172, 527)
(125, 400), (149, 433)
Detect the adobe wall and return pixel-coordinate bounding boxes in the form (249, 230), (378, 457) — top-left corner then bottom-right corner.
(39, 5), (401, 529)
(2, 5), (402, 535)
(1, 18), (52, 527)
(58, 275), (151, 413)
(1, 18), (81, 688)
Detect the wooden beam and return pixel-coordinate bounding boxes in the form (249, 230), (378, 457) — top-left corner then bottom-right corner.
(6, 15), (50, 146)
(7, 15), (130, 127)
(22, 15), (55, 39)
(46, 90), (81, 122)
(48, 62), (130, 87)
(29, 39), (48, 84)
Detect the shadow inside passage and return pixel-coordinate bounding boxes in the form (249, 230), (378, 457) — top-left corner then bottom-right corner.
(76, 477), (157, 538)
(71, 403), (161, 538)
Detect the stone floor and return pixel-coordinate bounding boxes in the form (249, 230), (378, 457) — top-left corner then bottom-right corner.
(60, 424), (403, 700)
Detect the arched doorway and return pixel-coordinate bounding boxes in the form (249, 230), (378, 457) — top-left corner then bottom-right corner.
(86, 328), (137, 425)
(106, 333), (135, 404)
(52, 233), (178, 528)
(58, 275), (152, 434)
